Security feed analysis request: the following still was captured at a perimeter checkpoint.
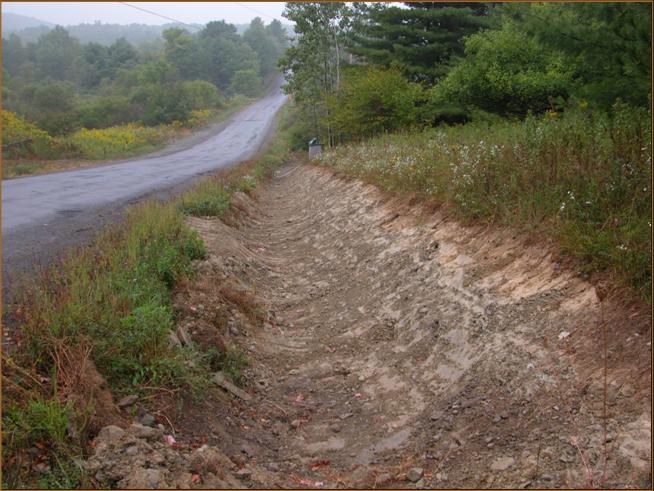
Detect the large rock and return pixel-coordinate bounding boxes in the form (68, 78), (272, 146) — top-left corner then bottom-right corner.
(490, 456), (515, 471)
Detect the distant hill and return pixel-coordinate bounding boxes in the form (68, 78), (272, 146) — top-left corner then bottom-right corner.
(2, 12), (53, 32)
(2, 18), (294, 46)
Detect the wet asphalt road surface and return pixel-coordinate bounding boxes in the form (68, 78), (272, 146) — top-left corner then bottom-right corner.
(2, 80), (287, 300)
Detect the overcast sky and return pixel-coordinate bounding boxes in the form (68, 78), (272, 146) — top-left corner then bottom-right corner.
(2, 2), (287, 25)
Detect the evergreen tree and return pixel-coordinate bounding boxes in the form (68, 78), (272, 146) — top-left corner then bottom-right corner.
(349, 3), (491, 82)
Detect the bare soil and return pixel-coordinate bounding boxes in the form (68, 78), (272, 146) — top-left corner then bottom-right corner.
(90, 164), (651, 489)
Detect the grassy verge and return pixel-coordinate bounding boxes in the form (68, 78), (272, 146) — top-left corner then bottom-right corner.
(316, 102), (651, 300)
(2, 96), (252, 179)
(2, 101), (295, 488)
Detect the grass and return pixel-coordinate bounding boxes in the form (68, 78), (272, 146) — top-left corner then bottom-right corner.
(2, 100), (295, 488)
(316, 102), (651, 300)
(2, 96), (254, 179)
(216, 346), (249, 387)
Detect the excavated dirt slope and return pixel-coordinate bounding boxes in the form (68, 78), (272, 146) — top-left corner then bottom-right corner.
(88, 164), (651, 489)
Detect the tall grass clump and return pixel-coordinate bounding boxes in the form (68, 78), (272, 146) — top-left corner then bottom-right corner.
(317, 102), (651, 299)
(17, 202), (207, 389)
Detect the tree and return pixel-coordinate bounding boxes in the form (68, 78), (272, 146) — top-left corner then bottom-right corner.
(78, 95), (133, 128)
(229, 69), (262, 97)
(197, 21), (260, 90)
(266, 19), (288, 47)
(329, 66), (425, 139)
(18, 82), (79, 134)
(348, 3), (491, 83)
(2, 34), (28, 75)
(34, 26), (80, 81)
(279, 2), (353, 146)
(501, 3), (651, 108)
(79, 42), (110, 88)
(244, 17), (281, 77)
(163, 28), (199, 79)
(181, 80), (222, 109)
(434, 24), (573, 116)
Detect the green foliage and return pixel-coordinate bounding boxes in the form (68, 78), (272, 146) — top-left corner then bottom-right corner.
(317, 103), (652, 299)
(330, 66), (425, 140)
(178, 180), (232, 217)
(3, 398), (83, 489)
(16, 82), (79, 135)
(228, 69), (262, 97)
(1, 110), (56, 158)
(502, 3), (651, 109)
(279, 2), (352, 146)
(20, 201), (206, 389)
(348, 3), (492, 83)
(217, 346), (249, 386)
(181, 80), (222, 110)
(3, 18), (285, 137)
(34, 26), (80, 81)
(435, 25), (573, 116)
(78, 95), (133, 129)
(243, 17), (287, 77)
(4, 399), (72, 452)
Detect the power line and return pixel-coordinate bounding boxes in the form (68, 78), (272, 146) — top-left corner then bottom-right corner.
(118, 2), (201, 31)
(232, 2), (280, 21)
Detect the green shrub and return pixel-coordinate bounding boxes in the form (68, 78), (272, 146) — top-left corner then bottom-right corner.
(182, 80), (223, 110)
(178, 180), (231, 217)
(329, 65), (426, 140)
(78, 96), (134, 129)
(435, 25), (574, 117)
(229, 69), (262, 97)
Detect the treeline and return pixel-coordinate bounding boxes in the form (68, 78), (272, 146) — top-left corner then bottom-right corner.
(2, 17), (288, 136)
(280, 2), (651, 145)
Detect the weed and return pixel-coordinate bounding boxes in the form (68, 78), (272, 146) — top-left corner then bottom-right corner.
(178, 181), (231, 217)
(217, 346), (249, 387)
(317, 102), (651, 300)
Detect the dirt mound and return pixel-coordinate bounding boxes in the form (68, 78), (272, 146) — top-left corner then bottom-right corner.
(86, 423), (247, 488)
(86, 164), (651, 489)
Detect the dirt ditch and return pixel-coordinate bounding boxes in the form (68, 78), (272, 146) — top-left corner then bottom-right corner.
(87, 164), (651, 489)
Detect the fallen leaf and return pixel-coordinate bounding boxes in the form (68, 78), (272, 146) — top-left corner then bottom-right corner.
(309, 460), (331, 470)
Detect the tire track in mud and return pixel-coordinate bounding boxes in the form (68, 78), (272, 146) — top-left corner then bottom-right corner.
(181, 164), (650, 489)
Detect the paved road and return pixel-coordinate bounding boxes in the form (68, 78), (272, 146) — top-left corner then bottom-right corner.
(2, 79), (287, 296)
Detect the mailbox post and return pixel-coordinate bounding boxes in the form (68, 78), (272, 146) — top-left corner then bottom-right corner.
(308, 138), (323, 159)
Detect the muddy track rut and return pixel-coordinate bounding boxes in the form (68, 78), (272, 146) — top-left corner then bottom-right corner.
(90, 164), (651, 489)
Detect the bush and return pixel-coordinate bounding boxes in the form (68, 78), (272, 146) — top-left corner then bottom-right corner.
(435, 25), (574, 117)
(178, 179), (231, 217)
(78, 96), (134, 129)
(18, 82), (80, 135)
(131, 83), (191, 126)
(330, 66), (426, 140)
(229, 69), (262, 97)
(63, 124), (174, 160)
(1, 110), (56, 158)
(182, 80), (222, 110)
